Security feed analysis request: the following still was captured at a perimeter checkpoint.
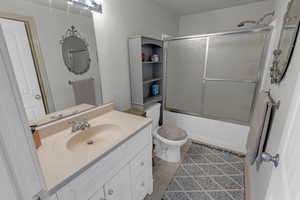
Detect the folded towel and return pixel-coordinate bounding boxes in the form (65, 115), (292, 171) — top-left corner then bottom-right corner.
(71, 78), (96, 106)
(246, 92), (273, 165)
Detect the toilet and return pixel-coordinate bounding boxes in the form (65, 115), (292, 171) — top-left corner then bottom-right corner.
(145, 103), (188, 162)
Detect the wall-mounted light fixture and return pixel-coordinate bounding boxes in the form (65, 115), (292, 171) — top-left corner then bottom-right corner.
(68, 0), (102, 13)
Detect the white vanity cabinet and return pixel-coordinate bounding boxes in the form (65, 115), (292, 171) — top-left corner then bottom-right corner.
(55, 125), (153, 200)
(105, 165), (132, 200)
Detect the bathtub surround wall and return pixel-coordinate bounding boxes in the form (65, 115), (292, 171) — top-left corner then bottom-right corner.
(0, 0), (102, 112)
(93, 0), (179, 110)
(179, 1), (274, 35)
(164, 111), (249, 153)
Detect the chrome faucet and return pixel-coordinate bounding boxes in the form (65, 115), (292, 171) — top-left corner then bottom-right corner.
(69, 120), (91, 133)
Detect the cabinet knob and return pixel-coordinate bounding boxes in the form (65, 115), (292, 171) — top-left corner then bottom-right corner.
(141, 182), (145, 187)
(108, 189), (114, 195)
(140, 161), (144, 166)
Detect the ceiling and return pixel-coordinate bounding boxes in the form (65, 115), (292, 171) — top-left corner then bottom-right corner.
(152, 0), (267, 16)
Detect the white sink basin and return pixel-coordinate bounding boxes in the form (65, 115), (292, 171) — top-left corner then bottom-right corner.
(66, 124), (123, 152)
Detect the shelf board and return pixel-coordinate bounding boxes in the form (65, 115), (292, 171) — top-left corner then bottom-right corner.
(143, 95), (163, 105)
(143, 77), (162, 84)
(142, 61), (162, 64)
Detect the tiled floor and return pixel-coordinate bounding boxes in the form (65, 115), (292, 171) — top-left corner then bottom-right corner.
(145, 141), (192, 200)
(161, 142), (245, 200)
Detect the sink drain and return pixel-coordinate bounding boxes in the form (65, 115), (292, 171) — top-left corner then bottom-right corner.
(87, 140), (94, 145)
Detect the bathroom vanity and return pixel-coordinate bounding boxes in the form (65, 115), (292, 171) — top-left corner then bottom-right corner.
(37, 104), (153, 200)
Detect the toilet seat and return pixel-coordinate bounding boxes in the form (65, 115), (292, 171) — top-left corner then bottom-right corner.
(153, 126), (188, 146)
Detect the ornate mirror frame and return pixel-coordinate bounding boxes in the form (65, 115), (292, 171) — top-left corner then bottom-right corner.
(60, 26), (91, 75)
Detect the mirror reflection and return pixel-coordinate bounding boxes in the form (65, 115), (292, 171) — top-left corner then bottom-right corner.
(270, 0), (300, 83)
(0, 3), (102, 126)
(61, 26), (91, 75)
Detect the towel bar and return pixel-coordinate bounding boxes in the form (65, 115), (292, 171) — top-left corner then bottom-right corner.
(68, 77), (94, 85)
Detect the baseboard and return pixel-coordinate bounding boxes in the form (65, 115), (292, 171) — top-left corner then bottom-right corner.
(192, 139), (245, 157)
(245, 163), (252, 200)
(189, 132), (247, 154)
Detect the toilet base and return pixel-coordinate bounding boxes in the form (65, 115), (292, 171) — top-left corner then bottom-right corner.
(154, 137), (184, 163)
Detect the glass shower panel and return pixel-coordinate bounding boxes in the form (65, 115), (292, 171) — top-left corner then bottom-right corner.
(206, 33), (266, 80)
(166, 38), (207, 114)
(203, 81), (256, 122)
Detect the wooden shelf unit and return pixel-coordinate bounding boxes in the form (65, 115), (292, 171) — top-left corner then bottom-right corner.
(128, 36), (164, 110)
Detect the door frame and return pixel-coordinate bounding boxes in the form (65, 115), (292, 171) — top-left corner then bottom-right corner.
(0, 12), (55, 114)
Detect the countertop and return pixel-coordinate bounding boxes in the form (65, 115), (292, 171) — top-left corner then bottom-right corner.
(37, 108), (152, 192)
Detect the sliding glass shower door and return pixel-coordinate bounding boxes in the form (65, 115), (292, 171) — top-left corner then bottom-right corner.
(166, 38), (207, 115)
(165, 29), (269, 123)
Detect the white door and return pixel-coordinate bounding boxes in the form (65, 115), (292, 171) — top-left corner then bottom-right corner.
(0, 18), (45, 121)
(0, 153), (18, 200)
(89, 188), (105, 200)
(0, 25), (46, 199)
(105, 165), (132, 200)
(265, 78), (300, 200)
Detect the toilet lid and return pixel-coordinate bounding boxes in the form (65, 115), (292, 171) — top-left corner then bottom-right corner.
(157, 125), (187, 141)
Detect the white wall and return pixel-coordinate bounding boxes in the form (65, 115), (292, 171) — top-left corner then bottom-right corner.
(164, 111), (249, 153)
(0, 0), (102, 112)
(93, 0), (179, 110)
(248, 0), (300, 199)
(179, 0), (274, 35)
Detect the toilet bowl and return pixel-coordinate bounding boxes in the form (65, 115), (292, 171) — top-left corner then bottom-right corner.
(145, 103), (188, 162)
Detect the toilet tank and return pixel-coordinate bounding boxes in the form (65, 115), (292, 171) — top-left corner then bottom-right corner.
(145, 103), (161, 131)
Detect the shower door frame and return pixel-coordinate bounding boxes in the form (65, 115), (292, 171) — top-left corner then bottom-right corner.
(163, 26), (272, 125)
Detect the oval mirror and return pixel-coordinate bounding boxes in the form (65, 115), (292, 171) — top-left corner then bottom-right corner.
(270, 0), (300, 84)
(61, 26), (91, 75)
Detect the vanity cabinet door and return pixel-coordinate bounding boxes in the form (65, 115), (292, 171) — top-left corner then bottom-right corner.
(131, 145), (152, 200)
(105, 165), (132, 200)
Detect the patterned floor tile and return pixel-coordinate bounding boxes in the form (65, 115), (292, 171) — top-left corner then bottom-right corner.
(209, 148), (224, 154)
(175, 166), (190, 176)
(183, 164), (205, 176)
(162, 143), (245, 200)
(208, 191), (234, 200)
(215, 163), (241, 175)
(190, 154), (210, 164)
(204, 154), (226, 163)
(217, 153), (242, 163)
(230, 175), (244, 186)
(187, 144), (213, 154)
(182, 155), (195, 165)
(198, 164), (224, 176)
(228, 190), (244, 200)
(231, 163), (244, 172)
(212, 176), (242, 190)
(194, 177), (222, 190)
(167, 179), (183, 191)
(187, 192), (212, 200)
(175, 177), (202, 191)
(165, 192), (190, 200)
